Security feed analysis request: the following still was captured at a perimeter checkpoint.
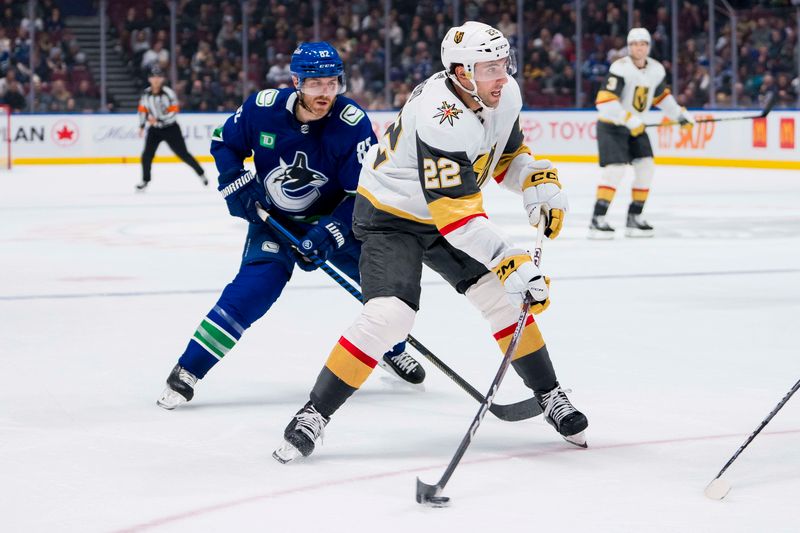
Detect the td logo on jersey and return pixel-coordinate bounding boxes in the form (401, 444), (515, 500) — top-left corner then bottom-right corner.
(265, 151), (329, 212)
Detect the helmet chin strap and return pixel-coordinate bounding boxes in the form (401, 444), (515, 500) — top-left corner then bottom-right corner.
(449, 73), (486, 107)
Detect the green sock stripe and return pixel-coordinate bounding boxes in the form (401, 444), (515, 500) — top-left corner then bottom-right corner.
(200, 319), (237, 350)
(193, 330), (225, 359)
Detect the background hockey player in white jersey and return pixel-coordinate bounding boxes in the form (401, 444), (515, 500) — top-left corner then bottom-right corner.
(272, 22), (588, 464)
(590, 27), (695, 238)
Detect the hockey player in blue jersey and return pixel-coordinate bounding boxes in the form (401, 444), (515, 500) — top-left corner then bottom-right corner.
(157, 42), (425, 410)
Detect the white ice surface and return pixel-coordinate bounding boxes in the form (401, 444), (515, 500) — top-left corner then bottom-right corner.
(1, 162), (798, 532)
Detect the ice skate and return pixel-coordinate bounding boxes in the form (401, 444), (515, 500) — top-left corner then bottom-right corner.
(379, 351), (426, 385)
(535, 384), (588, 448)
(135, 180), (150, 192)
(625, 213), (654, 238)
(273, 401), (329, 464)
(588, 215), (615, 240)
(156, 364), (197, 410)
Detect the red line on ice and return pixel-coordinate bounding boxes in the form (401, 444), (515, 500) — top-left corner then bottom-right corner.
(112, 428), (800, 532)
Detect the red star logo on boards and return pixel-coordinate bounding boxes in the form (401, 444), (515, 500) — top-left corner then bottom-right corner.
(56, 125), (74, 140)
(50, 119), (80, 146)
(433, 101), (463, 126)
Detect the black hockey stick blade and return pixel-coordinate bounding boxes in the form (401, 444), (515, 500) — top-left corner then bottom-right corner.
(488, 396), (542, 421)
(759, 91), (777, 118)
(416, 477), (450, 507)
(407, 335), (542, 422)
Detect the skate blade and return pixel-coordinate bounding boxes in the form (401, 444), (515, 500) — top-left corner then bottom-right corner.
(624, 228), (654, 238)
(563, 431), (588, 448)
(156, 388), (187, 410)
(272, 441), (303, 464)
(377, 359), (426, 391)
(587, 229), (615, 240)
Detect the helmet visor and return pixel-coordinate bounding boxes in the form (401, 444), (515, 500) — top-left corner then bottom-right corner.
(297, 75), (346, 96)
(473, 50), (517, 82)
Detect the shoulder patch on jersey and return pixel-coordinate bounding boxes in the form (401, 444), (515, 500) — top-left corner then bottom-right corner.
(433, 101), (463, 126)
(211, 126), (224, 142)
(255, 89), (279, 107)
(339, 104), (365, 126)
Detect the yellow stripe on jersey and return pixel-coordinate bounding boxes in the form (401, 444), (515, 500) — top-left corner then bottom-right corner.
(357, 186), (435, 225)
(325, 342), (375, 389)
(494, 144), (532, 183)
(652, 88), (671, 106)
(596, 90), (620, 104)
(427, 192), (486, 232)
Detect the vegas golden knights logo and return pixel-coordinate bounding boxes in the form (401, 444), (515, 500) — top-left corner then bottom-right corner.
(454, 31), (464, 44)
(633, 86), (649, 112)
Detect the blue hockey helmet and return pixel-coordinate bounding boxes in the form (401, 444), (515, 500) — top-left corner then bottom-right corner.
(290, 42), (346, 95)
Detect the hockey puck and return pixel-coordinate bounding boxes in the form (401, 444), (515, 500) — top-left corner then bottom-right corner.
(704, 478), (732, 500)
(424, 496), (451, 508)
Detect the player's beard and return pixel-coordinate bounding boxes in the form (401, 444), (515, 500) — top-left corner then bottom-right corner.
(300, 93), (334, 119)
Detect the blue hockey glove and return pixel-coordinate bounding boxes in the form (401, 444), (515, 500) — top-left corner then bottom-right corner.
(217, 169), (269, 224)
(293, 253), (320, 272)
(298, 216), (349, 263)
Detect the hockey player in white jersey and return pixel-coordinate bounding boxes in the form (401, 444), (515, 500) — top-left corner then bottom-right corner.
(272, 21), (588, 464)
(590, 27), (695, 238)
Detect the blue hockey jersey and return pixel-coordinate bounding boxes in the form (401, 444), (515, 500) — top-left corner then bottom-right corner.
(211, 88), (376, 222)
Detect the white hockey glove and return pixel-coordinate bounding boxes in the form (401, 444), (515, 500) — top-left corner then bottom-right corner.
(521, 160), (568, 239)
(625, 113), (646, 137)
(492, 248), (550, 314)
(677, 107), (695, 130)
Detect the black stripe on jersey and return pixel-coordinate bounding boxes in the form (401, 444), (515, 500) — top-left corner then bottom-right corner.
(503, 117), (524, 155)
(654, 77), (668, 100)
(600, 73), (625, 98)
(415, 133), (481, 204)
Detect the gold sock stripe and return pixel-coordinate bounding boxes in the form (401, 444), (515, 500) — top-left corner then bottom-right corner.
(494, 316), (546, 361)
(631, 188), (650, 203)
(596, 186), (616, 202)
(324, 338), (377, 389)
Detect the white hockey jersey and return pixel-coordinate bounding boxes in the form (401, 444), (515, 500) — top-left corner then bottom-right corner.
(595, 56), (682, 124)
(357, 71), (538, 269)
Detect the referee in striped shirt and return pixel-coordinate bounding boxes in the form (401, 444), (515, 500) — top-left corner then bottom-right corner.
(136, 65), (207, 191)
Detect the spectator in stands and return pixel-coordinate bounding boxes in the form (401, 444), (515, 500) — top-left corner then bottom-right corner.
(265, 53), (291, 87)
(0, 68), (17, 98)
(44, 7), (64, 34)
(142, 40), (169, 73)
(73, 79), (98, 112)
(1, 79), (25, 111)
(49, 79), (71, 112)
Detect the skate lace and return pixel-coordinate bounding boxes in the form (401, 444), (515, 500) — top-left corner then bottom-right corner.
(178, 368), (197, 387)
(390, 352), (419, 373)
(541, 387), (576, 423)
(295, 406), (327, 443)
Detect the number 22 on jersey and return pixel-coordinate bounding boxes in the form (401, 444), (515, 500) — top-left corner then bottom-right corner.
(423, 157), (461, 189)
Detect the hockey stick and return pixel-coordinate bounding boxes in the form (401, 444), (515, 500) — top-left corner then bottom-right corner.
(255, 204), (542, 422)
(645, 92), (776, 128)
(416, 215), (546, 507)
(704, 376), (800, 500)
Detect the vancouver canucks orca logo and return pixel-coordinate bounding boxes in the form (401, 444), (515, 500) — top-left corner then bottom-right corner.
(264, 151), (329, 212)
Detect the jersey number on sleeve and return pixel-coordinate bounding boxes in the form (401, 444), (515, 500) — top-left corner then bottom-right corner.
(423, 157), (461, 189)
